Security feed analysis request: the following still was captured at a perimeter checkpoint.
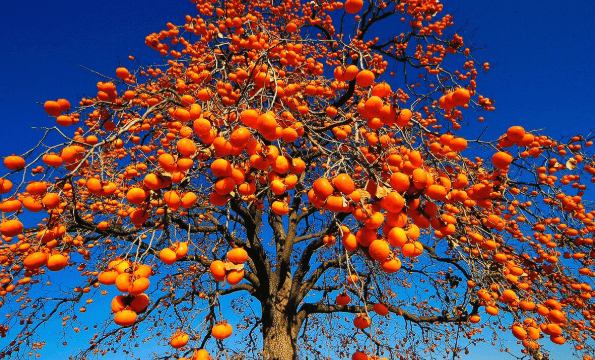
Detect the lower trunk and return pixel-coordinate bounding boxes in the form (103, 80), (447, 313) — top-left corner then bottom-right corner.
(262, 303), (297, 360)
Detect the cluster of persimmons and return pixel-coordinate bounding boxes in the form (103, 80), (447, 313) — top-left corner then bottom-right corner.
(1, 0), (594, 359)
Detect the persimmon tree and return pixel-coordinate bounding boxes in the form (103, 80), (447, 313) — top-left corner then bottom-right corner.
(1, 0), (595, 359)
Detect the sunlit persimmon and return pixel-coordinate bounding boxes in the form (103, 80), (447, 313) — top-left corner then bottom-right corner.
(0, 2), (592, 360)
(212, 322), (233, 339)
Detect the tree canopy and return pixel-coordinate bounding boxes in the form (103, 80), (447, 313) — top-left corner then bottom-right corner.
(1, 0), (595, 359)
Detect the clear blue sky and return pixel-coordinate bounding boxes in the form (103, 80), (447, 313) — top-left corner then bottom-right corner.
(0, 0), (594, 359)
(1, 1), (593, 150)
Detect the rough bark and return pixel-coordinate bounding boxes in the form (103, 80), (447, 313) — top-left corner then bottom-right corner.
(261, 265), (299, 360)
(261, 303), (298, 360)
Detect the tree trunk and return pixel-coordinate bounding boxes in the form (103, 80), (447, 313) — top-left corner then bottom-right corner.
(261, 302), (297, 360)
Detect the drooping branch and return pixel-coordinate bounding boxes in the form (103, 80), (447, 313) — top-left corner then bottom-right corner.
(296, 300), (479, 332)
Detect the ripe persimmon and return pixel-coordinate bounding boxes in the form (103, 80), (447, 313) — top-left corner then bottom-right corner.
(355, 70), (375, 87)
(4, 155), (25, 171)
(212, 322), (233, 339)
(342, 65), (359, 81)
(114, 310), (137, 327)
(345, 0), (364, 14)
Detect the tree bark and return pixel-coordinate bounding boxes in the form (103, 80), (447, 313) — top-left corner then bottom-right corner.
(261, 303), (298, 360)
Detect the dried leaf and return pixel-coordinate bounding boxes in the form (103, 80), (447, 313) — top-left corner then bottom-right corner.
(199, 149), (212, 157)
(566, 158), (577, 170)
(341, 197), (349, 208)
(358, 190), (371, 200)
(224, 262), (244, 271)
(375, 184), (389, 199)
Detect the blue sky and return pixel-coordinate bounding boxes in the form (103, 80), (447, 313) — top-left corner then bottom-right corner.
(1, 1), (593, 151)
(0, 0), (594, 359)
(451, 0), (595, 139)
